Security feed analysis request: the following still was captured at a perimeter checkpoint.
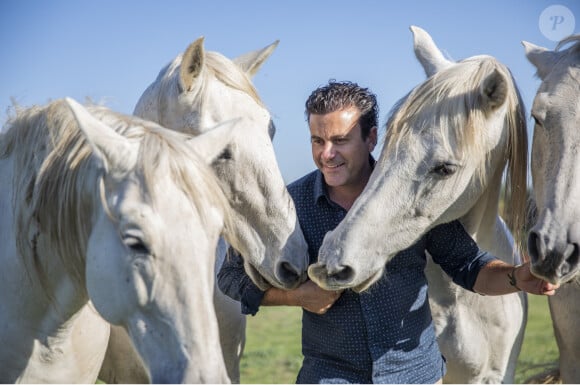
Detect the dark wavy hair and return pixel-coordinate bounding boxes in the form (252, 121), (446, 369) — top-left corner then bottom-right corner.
(305, 80), (378, 139)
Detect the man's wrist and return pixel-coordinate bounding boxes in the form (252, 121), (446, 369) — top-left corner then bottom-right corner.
(507, 265), (522, 291)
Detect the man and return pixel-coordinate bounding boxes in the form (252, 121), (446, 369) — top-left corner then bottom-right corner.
(217, 80), (557, 383)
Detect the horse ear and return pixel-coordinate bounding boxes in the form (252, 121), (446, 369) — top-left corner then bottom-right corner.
(233, 40), (279, 77)
(522, 41), (561, 80)
(410, 25), (453, 77)
(64, 98), (134, 171)
(180, 37), (206, 92)
(187, 118), (241, 163)
(480, 69), (508, 112)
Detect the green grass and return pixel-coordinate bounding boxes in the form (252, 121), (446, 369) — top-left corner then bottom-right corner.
(515, 295), (560, 383)
(241, 306), (303, 384)
(241, 296), (559, 384)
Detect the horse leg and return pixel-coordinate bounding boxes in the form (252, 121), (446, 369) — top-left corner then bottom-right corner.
(427, 256), (526, 384)
(214, 238), (246, 383)
(549, 282), (580, 383)
(214, 285), (246, 384)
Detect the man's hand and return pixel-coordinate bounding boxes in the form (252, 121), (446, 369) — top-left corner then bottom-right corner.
(261, 280), (343, 314)
(515, 262), (560, 295)
(293, 280), (343, 314)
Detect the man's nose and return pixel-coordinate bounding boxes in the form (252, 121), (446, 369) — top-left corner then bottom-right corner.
(322, 143), (336, 159)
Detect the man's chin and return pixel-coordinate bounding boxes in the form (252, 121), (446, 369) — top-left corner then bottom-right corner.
(322, 172), (346, 187)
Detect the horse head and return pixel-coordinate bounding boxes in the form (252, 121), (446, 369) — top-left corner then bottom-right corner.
(67, 98), (233, 383)
(524, 35), (580, 285)
(309, 26), (527, 291)
(134, 38), (308, 290)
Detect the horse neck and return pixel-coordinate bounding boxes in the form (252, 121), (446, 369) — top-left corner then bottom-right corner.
(458, 165), (517, 261)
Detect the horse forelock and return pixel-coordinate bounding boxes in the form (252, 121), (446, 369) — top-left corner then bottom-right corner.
(205, 51), (264, 108)
(135, 127), (235, 243)
(385, 56), (527, 247)
(83, 106), (237, 255)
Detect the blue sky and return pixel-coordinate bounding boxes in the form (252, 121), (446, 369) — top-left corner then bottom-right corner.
(1, 0), (578, 183)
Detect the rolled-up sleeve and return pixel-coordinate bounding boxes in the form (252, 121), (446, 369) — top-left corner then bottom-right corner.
(217, 249), (265, 316)
(426, 220), (496, 291)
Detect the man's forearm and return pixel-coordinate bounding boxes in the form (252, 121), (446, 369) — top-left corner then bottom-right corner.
(261, 286), (298, 306)
(473, 260), (559, 296)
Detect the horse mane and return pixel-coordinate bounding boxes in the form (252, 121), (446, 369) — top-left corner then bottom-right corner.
(204, 50), (265, 108)
(384, 56), (528, 250)
(148, 48), (266, 127)
(1, 100), (235, 295)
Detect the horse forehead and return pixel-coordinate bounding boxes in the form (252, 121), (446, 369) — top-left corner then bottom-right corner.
(536, 75), (580, 119)
(111, 175), (207, 232)
(204, 78), (268, 115)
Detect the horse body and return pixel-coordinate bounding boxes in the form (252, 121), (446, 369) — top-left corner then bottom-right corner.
(310, 26), (528, 383)
(426, 187), (526, 383)
(99, 39), (309, 383)
(0, 99), (237, 383)
(524, 34), (580, 383)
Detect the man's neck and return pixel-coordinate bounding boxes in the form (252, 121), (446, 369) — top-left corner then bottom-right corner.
(328, 169), (373, 211)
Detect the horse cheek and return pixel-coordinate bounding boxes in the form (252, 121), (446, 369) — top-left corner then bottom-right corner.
(85, 217), (133, 325)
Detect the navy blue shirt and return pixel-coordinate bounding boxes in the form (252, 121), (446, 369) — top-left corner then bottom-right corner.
(217, 168), (496, 384)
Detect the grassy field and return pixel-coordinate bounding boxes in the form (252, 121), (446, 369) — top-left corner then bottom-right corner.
(240, 295), (559, 384)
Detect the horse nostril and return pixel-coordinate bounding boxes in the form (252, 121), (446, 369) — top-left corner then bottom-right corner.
(565, 243), (580, 269)
(527, 231), (540, 263)
(277, 261), (301, 283)
(329, 265), (355, 284)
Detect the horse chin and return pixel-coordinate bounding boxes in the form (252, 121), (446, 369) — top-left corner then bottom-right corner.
(351, 268), (385, 293)
(244, 262), (273, 291)
(308, 263), (385, 292)
(531, 264), (580, 286)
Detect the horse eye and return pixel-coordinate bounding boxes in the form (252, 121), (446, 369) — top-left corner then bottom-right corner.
(123, 236), (150, 255)
(431, 163), (458, 178)
(268, 119), (276, 140)
(531, 114), (542, 127)
(219, 147), (233, 160)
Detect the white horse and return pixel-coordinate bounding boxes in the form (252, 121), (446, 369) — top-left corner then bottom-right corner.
(524, 34), (580, 384)
(99, 39), (309, 383)
(0, 98), (244, 383)
(309, 26), (528, 383)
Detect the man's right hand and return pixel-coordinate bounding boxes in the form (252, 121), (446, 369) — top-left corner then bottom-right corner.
(261, 280), (343, 315)
(293, 280), (343, 314)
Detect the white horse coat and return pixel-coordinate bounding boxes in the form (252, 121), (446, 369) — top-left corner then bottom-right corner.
(0, 98), (241, 383)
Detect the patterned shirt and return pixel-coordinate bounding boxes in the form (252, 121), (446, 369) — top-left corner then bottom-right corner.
(217, 166), (496, 384)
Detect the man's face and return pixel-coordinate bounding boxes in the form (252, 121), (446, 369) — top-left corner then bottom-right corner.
(309, 106), (376, 189)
